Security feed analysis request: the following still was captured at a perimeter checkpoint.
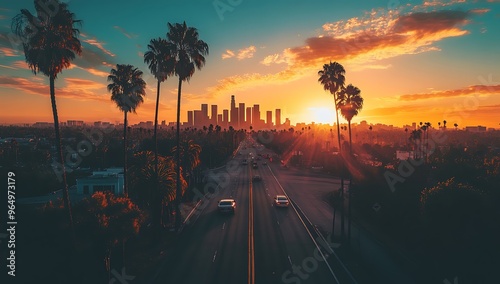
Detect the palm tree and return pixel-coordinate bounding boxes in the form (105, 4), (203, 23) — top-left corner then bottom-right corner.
(165, 21), (209, 230)
(12, 0), (82, 232)
(172, 139), (202, 185)
(129, 151), (179, 226)
(318, 61), (346, 240)
(338, 84), (363, 242)
(409, 129), (422, 159)
(424, 122), (431, 163)
(338, 84), (363, 154)
(144, 37), (174, 230)
(107, 64), (146, 197)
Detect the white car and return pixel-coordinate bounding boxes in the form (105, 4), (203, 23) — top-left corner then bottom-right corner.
(274, 195), (290, 207)
(218, 199), (236, 213)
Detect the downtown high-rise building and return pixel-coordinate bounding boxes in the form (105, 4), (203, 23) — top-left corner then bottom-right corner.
(187, 110), (194, 127)
(211, 105), (218, 125)
(223, 109), (229, 129)
(246, 107), (252, 129)
(275, 109), (281, 128)
(252, 104), (260, 128)
(266, 111), (272, 128)
(239, 103), (245, 129)
(230, 95), (238, 128)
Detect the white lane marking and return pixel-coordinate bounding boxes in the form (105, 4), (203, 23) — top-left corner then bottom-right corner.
(222, 222), (226, 230)
(213, 250), (218, 262)
(287, 255), (293, 266)
(277, 220), (280, 226)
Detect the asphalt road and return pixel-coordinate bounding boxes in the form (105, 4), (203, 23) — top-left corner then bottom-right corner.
(150, 145), (348, 284)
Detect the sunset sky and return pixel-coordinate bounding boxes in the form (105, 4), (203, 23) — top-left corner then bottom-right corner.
(1, 0), (499, 128)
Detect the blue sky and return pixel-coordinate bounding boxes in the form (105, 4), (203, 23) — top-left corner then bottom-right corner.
(1, 0), (499, 128)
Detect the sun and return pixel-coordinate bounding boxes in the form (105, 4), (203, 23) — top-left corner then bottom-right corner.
(308, 107), (336, 124)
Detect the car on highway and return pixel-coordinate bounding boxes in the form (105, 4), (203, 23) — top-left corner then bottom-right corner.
(274, 195), (290, 207)
(218, 199), (236, 213)
(261, 161), (267, 165)
(252, 162), (258, 169)
(252, 175), (261, 182)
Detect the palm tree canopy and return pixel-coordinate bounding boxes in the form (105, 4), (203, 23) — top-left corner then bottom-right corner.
(338, 84), (363, 122)
(144, 37), (175, 82)
(172, 139), (202, 173)
(318, 61), (346, 96)
(12, 0), (82, 78)
(107, 64), (146, 113)
(166, 21), (209, 81)
(409, 129), (422, 141)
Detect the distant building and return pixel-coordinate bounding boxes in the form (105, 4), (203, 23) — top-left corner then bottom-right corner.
(211, 105), (218, 125)
(33, 122), (53, 128)
(275, 109), (281, 128)
(266, 110), (272, 127)
(396, 150), (413, 160)
(67, 120), (84, 127)
(465, 125), (486, 132)
(239, 103), (245, 129)
(252, 104), (260, 128)
(230, 95), (238, 127)
(187, 111), (194, 127)
(76, 168), (124, 195)
(223, 109), (229, 128)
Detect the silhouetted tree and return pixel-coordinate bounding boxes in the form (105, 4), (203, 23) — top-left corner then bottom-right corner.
(165, 22), (209, 230)
(144, 37), (174, 231)
(12, 0), (82, 233)
(318, 61), (346, 239)
(107, 64), (146, 196)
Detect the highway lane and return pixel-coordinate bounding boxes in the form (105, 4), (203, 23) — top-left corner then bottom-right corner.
(150, 159), (249, 284)
(150, 146), (349, 284)
(253, 161), (341, 284)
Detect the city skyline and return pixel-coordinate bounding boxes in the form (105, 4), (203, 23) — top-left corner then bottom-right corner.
(0, 0), (499, 128)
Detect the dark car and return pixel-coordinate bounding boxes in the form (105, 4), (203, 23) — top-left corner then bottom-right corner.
(218, 199), (236, 213)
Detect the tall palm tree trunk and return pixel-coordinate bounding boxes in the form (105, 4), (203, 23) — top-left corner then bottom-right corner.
(333, 97), (345, 240)
(123, 111), (128, 197)
(347, 120), (352, 243)
(175, 78), (183, 231)
(50, 75), (75, 241)
(153, 79), (162, 230)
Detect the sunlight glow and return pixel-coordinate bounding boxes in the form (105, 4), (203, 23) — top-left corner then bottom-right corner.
(308, 107), (336, 124)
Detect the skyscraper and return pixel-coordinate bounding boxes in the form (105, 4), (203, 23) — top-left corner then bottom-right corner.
(223, 109), (229, 129)
(201, 104), (208, 126)
(246, 107), (252, 129)
(275, 109), (281, 129)
(252, 104), (260, 128)
(211, 105), (218, 125)
(266, 111), (272, 128)
(239, 102), (245, 129)
(187, 110), (194, 127)
(230, 95), (238, 127)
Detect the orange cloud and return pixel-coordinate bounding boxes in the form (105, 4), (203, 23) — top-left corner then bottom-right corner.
(207, 68), (303, 96)
(113, 26), (138, 39)
(209, 9), (485, 97)
(237, 46), (256, 60)
(399, 85), (500, 101)
(221, 45), (256, 60)
(12, 60), (28, 69)
(0, 46), (18, 57)
(83, 67), (109, 77)
(0, 76), (109, 102)
(83, 38), (115, 57)
(221, 49), (235, 59)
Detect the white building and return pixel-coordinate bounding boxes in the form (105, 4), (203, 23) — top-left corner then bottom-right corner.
(396, 150), (414, 160)
(76, 168), (124, 195)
